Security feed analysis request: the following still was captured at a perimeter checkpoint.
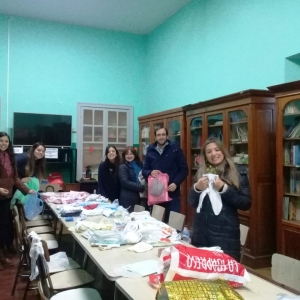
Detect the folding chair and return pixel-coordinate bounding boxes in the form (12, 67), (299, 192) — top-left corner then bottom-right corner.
(16, 202), (55, 236)
(168, 211), (185, 232)
(11, 206), (59, 296)
(134, 204), (145, 212)
(26, 238), (96, 299)
(271, 253), (300, 291)
(239, 224), (249, 263)
(151, 205), (165, 222)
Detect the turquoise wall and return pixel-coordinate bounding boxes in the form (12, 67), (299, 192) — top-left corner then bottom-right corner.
(0, 16), (146, 141)
(2, 0), (300, 143)
(0, 15), (9, 130)
(145, 0), (300, 113)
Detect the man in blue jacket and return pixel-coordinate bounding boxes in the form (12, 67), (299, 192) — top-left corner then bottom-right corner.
(142, 127), (188, 222)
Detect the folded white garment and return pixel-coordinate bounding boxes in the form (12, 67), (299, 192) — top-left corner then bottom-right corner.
(197, 173), (222, 215)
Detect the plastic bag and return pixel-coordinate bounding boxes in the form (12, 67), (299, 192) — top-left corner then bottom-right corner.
(24, 193), (44, 220)
(88, 230), (125, 246)
(148, 172), (171, 205)
(47, 252), (70, 273)
(153, 244), (250, 288)
(138, 171), (148, 198)
(11, 177), (40, 208)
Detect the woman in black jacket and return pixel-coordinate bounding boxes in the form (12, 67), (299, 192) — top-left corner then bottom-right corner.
(119, 146), (145, 212)
(98, 145), (121, 201)
(15, 142), (46, 182)
(188, 137), (251, 262)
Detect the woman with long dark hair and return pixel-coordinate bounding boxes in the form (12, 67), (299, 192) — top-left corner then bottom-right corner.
(188, 137), (251, 262)
(119, 146), (145, 212)
(15, 142), (46, 182)
(0, 132), (35, 270)
(97, 145), (121, 201)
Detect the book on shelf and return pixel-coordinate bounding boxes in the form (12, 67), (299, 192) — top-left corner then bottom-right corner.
(284, 116), (300, 138)
(283, 196), (289, 220)
(292, 144), (300, 165)
(283, 196), (300, 220)
(290, 168), (300, 194)
(284, 142), (300, 165)
(289, 122), (300, 138)
(296, 199), (300, 221)
(236, 125), (248, 142)
(289, 198), (297, 220)
(284, 142), (290, 164)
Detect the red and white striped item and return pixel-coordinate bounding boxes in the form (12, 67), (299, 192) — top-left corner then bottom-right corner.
(151, 244), (250, 288)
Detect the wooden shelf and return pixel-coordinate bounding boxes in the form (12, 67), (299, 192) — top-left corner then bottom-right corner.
(230, 141), (248, 145)
(282, 219), (300, 229)
(269, 79), (300, 261)
(230, 121), (248, 125)
(208, 124), (223, 127)
(283, 165), (300, 168)
(191, 126), (202, 130)
(138, 107), (187, 219)
(185, 89), (276, 268)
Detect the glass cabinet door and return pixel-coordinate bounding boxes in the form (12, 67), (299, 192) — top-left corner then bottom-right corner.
(153, 121), (165, 132)
(190, 117), (203, 172)
(228, 109), (248, 167)
(207, 113), (223, 141)
(141, 124), (150, 161)
(282, 100), (300, 221)
(168, 119), (181, 145)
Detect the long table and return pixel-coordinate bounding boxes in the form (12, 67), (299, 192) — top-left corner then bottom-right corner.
(46, 203), (298, 299)
(47, 203), (162, 281)
(114, 274), (297, 300)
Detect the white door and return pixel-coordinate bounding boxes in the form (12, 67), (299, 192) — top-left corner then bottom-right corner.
(77, 103), (133, 180)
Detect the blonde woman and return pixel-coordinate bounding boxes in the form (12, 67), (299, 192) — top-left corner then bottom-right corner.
(188, 137), (251, 261)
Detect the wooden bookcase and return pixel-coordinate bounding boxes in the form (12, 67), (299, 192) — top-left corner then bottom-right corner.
(268, 80), (300, 260)
(183, 90), (276, 268)
(138, 108), (187, 217)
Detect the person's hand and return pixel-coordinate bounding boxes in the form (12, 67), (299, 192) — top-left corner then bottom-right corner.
(150, 170), (160, 178)
(28, 190), (36, 194)
(213, 177), (225, 191)
(21, 177), (31, 183)
(167, 183), (177, 192)
(0, 188), (9, 196)
(194, 176), (208, 191)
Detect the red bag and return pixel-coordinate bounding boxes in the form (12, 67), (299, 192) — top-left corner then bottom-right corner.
(47, 172), (64, 188)
(150, 244), (250, 288)
(147, 172), (171, 206)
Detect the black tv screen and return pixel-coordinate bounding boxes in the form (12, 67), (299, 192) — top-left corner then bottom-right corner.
(13, 112), (72, 147)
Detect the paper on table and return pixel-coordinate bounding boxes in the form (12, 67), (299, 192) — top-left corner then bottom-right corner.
(113, 259), (158, 278)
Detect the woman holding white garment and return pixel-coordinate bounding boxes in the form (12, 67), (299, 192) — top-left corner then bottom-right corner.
(188, 137), (251, 262)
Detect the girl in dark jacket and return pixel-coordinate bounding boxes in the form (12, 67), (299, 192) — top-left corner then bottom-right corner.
(188, 137), (251, 262)
(15, 142), (47, 182)
(119, 146), (145, 212)
(98, 145), (121, 201)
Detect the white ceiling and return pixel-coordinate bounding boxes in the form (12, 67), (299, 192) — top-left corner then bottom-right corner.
(0, 0), (191, 34)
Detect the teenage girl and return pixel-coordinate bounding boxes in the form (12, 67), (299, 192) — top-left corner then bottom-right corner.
(15, 142), (47, 182)
(98, 145), (121, 201)
(0, 132), (35, 270)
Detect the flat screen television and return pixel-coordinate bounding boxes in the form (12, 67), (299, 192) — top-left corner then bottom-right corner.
(13, 112), (72, 147)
